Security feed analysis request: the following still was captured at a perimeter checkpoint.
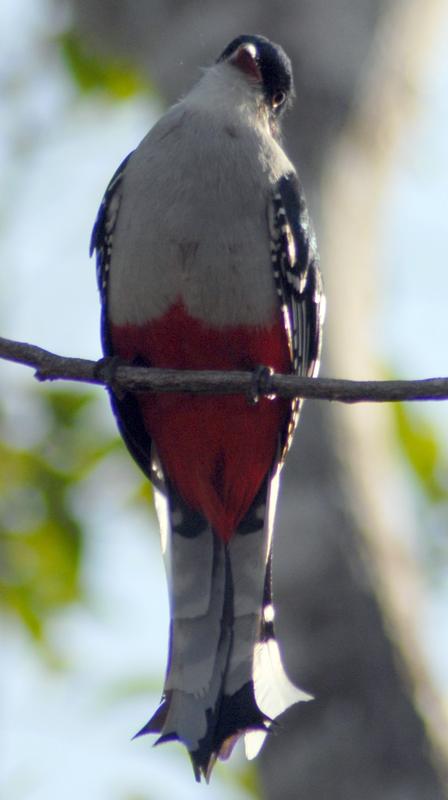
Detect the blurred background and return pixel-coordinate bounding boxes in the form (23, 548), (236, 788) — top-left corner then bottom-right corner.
(1, 1), (448, 798)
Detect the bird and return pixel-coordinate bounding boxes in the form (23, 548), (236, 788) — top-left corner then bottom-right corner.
(91, 33), (324, 782)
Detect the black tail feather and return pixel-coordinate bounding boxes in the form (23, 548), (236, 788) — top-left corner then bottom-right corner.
(190, 681), (270, 781)
(133, 696), (170, 739)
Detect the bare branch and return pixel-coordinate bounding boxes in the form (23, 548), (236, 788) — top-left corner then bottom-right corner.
(1, 334), (447, 404)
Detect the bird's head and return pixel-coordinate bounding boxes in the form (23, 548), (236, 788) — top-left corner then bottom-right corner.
(216, 34), (294, 134)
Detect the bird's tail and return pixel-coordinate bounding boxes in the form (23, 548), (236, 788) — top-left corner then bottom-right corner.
(135, 465), (310, 781)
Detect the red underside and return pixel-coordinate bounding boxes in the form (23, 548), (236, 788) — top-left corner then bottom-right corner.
(111, 301), (291, 541)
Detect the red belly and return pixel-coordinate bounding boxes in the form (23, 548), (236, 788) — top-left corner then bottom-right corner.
(111, 301), (291, 541)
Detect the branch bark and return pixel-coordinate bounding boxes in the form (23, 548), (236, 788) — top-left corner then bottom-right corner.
(1, 334), (448, 404)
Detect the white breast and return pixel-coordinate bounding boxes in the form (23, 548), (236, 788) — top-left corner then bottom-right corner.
(108, 74), (294, 328)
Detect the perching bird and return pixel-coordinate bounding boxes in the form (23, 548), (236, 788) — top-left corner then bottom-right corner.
(91, 34), (324, 782)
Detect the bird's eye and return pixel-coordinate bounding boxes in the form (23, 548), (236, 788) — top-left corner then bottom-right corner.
(272, 90), (286, 108)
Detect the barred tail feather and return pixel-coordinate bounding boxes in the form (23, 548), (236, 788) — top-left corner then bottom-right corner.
(230, 471), (312, 760)
(136, 454), (309, 781)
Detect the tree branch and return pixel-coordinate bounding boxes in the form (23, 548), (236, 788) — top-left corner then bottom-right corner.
(1, 334), (447, 404)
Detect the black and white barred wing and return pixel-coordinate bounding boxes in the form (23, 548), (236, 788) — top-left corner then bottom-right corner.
(269, 172), (325, 456)
(90, 151), (154, 481)
(90, 151), (133, 352)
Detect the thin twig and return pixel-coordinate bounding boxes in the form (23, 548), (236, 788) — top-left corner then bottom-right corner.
(1, 334), (448, 403)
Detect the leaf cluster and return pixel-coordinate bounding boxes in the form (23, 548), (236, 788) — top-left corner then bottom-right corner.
(392, 403), (448, 574)
(58, 31), (152, 99)
(0, 388), (118, 640)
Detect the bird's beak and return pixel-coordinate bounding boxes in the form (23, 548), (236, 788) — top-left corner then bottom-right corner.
(228, 43), (262, 83)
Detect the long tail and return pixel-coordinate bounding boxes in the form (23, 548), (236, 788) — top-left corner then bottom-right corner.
(136, 457), (311, 781)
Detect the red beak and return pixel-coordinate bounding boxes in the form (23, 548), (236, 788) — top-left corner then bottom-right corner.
(228, 44), (262, 83)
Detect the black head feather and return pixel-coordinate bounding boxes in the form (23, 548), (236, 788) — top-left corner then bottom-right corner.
(217, 34), (294, 117)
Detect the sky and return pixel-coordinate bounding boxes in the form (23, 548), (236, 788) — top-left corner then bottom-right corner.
(1, 1), (448, 798)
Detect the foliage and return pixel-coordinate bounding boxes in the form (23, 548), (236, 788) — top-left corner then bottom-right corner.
(232, 762), (263, 798)
(58, 30), (152, 99)
(0, 387), (119, 640)
(393, 403), (446, 502)
(392, 402), (448, 572)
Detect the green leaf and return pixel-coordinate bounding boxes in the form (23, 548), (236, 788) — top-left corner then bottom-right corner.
(43, 389), (93, 428)
(58, 31), (152, 99)
(0, 388), (120, 639)
(392, 403), (447, 502)
(0, 442), (81, 637)
(233, 762), (263, 798)
(0, 385), (156, 642)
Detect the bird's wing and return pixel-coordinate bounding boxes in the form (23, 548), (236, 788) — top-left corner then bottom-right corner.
(90, 152), (133, 352)
(269, 172), (325, 459)
(90, 152), (154, 481)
